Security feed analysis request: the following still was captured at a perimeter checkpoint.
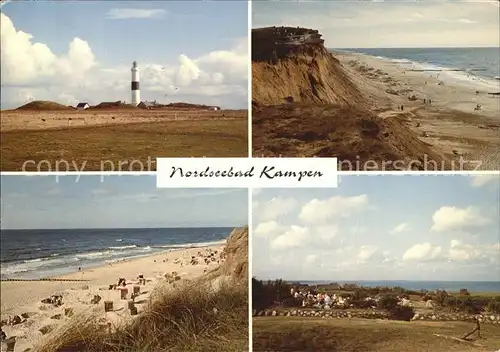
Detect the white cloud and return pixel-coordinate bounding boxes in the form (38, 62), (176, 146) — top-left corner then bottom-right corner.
(106, 9), (166, 20)
(390, 222), (409, 234)
(0, 13), (96, 85)
(254, 197), (298, 222)
(299, 195), (369, 224)
(315, 225), (339, 244)
(402, 243), (442, 261)
(253, 2), (499, 48)
(0, 14), (247, 109)
(469, 175), (499, 187)
(270, 225), (309, 250)
(431, 206), (490, 232)
(253, 220), (282, 238)
(304, 254), (319, 266)
(448, 239), (499, 264)
(357, 245), (380, 263)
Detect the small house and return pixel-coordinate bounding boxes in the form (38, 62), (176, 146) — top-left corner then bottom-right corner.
(76, 102), (90, 110)
(137, 101), (156, 110)
(211, 106), (220, 111)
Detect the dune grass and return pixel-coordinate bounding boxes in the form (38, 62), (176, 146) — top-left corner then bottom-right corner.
(36, 280), (248, 352)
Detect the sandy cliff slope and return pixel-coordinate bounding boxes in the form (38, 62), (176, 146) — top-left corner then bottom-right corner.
(203, 227), (248, 287)
(253, 45), (365, 107)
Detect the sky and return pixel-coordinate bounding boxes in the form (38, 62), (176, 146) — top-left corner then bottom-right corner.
(253, 174), (500, 282)
(0, 1), (248, 109)
(0, 175), (248, 229)
(252, 0), (500, 48)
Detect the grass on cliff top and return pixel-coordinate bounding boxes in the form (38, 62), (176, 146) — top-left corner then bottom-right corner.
(37, 281), (248, 352)
(253, 317), (500, 352)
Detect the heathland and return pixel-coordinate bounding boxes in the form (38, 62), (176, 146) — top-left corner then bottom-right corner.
(252, 26), (500, 170)
(1, 101), (248, 171)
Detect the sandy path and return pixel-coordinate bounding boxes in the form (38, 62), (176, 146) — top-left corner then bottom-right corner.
(0, 245), (224, 352)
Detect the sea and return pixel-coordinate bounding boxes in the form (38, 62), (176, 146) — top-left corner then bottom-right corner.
(0, 227), (232, 280)
(332, 47), (500, 91)
(293, 280), (500, 293)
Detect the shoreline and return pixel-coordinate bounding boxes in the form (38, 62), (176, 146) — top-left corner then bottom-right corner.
(1, 243), (226, 351)
(1, 239), (227, 281)
(333, 50), (500, 119)
(334, 50), (500, 166)
(330, 48), (500, 90)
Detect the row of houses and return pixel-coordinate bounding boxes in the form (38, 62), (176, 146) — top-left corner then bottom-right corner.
(74, 102), (221, 111)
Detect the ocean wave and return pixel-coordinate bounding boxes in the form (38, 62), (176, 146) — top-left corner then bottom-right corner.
(1, 256), (79, 276)
(0, 239), (225, 279)
(152, 239), (226, 249)
(377, 56), (500, 91)
(75, 250), (113, 259)
(386, 57), (413, 64)
(108, 245), (138, 250)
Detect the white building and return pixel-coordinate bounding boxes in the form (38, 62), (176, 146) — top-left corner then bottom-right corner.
(76, 102), (90, 110)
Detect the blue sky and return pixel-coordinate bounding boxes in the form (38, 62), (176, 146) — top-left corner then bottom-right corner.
(1, 175), (248, 229)
(1, 1), (248, 109)
(253, 0), (500, 48)
(253, 175), (500, 282)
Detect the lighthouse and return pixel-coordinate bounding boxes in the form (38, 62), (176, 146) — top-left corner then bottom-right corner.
(131, 61), (140, 106)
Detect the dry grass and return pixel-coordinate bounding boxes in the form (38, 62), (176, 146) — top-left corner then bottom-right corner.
(253, 317), (500, 352)
(37, 281), (248, 352)
(252, 103), (451, 170)
(1, 118), (248, 171)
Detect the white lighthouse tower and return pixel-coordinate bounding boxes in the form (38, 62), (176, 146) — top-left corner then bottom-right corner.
(131, 61), (140, 106)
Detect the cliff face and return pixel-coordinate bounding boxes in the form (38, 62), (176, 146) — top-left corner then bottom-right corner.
(251, 27), (452, 168)
(252, 27), (364, 107)
(204, 227), (248, 286)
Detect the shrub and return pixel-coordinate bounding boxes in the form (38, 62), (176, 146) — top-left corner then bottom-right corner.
(282, 297), (302, 308)
(388, 306), (415, 321)
(434, 290), (449, 305)
(422, 294), (433, 302)
(377, 295), (399, 310)
(487, 299), (500, 314)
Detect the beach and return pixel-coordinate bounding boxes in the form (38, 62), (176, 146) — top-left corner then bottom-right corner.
(1, 244), (225, 351)
(335, 51), (500, 165)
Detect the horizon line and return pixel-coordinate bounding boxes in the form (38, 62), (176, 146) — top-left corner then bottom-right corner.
(330, 46), (499, 49)
(329, 46), (500, 49)
(1, 225), (246, 231)
(254, 278), (500, 283)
